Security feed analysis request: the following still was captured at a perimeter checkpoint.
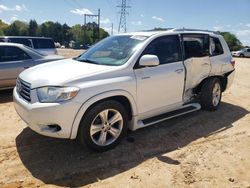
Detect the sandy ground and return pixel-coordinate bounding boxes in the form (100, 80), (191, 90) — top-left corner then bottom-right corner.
(0, 49), (249, 188)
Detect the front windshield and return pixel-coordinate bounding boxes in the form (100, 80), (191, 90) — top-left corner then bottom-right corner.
(75, 35), (148, 66)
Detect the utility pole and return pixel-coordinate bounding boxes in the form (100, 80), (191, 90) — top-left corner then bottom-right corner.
(117, 0), (130, 33)
(84, 9), (100, 44)
(111, 23), (114, 35)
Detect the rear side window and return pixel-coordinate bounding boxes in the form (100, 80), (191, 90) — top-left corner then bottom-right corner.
(9, 38), (32, 48)
(210, 37), (224, 56)
(0, 46), (31, 62)
(142, 35), (182, 65)
(32, 38), (55, 49)
(183, 34), (209, 59)
(247, 49), (250, 52)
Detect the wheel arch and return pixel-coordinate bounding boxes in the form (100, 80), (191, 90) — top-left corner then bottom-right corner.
(70, 90), (137, 139)
(194, 75), (228, 94)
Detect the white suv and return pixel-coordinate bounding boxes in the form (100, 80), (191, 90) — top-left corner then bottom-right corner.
(232, 48), (250, 57)
(14, 29), (235, 151)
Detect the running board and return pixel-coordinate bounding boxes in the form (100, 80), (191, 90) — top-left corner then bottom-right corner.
(138, 103), (201, 128)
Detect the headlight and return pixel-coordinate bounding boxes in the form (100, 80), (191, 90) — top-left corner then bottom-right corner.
(37, 86), (79, 103)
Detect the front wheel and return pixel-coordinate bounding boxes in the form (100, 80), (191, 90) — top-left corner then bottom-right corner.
(77, 100), (128, 152)
(239, 54), (244, 57)
(200, 78), (222, 111)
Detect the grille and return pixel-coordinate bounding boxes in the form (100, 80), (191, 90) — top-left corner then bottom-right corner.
(16, 78), (31, 102)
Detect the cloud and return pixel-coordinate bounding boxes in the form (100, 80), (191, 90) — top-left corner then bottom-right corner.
(10, 15), (19, 22)
(140, 14), (144, 18)
(15, 4), (28, 12)
(213, 26), (223, 31)
(246, 23), (250, 28)
(103, 26), (117, 35)
(0, 4), (27, 13)
(131, 20), (142, 26)
(100, 18), (111, 24)
(1, 19), (9, 24)
(70, 8), (93, 15)
(152, 16), (165, 22)
(0, 5), (9, 12)
(236, 30), (250, 37)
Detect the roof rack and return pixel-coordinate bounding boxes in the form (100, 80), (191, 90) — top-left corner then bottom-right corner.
(172, 28), (220, 34)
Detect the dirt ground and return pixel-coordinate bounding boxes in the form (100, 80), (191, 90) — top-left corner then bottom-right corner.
(0, 49), (249, 188)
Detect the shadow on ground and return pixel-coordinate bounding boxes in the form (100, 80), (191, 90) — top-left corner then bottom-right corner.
(16, 102), (249, 187)
(0, 89), (13, 103)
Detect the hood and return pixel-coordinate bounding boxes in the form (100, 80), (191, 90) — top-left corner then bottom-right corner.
(19, 58), (114, 88)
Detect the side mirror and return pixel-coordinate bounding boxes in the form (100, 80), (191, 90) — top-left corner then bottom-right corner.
(139, 54), (159, 67)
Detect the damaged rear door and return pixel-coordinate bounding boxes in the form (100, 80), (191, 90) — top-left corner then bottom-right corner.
(182, 34), (211, 102)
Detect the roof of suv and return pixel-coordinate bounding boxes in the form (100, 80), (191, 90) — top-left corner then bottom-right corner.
(119, 28), (221, 37)
(0, 42), (25, 47)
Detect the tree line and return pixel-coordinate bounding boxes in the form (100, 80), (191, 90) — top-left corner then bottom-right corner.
(0, 19), (109, 47)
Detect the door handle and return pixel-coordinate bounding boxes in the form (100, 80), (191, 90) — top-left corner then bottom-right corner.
(203, 62), (210, 65)
(141, 76), (151, 79)
(175, 69), (184, 74)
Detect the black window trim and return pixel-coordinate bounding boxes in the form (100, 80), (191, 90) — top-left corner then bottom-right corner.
(181, 33), (210, 60)
(133, 34), (183, 69)
(0, 46), (32, 63)
(209, 36), (224, 57)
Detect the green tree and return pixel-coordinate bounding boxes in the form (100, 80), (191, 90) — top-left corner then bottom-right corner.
(28, 20), (38, 36)
(220, 32), (243, 51)
(0, 20), (8, 36)
(5, 21), (28, 36)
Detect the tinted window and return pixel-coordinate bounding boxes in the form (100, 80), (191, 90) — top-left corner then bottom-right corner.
(247, 49), (250, 52)
(210, 37), (224, 56)
(142, 35), (182, 65)
(0, 46), (31, 62)
(32, 38), (55, 49)
(9, 38), (32, 48)
(183, 34), (209, 59)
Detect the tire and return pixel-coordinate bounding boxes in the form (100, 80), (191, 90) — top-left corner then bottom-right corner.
(77, 100), (128, 152)
(200, 78), (222, 111)
(239, 54), (244, 57)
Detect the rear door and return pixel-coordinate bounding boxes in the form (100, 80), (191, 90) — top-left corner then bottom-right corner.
(246, 49), (250, 57)
(134, 35), (185, 115)
(182, 34), (211, 101)
(0, 46), (34, 88)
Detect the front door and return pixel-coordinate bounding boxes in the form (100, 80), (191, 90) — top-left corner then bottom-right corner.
(134, 35), (185, 115)
(0, 46), (33, 88)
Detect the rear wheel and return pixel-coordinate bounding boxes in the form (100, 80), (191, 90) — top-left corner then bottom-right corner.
(200, 78), (222, 111)
(77, 100), (128, 152)
(239, 54), (244, 57)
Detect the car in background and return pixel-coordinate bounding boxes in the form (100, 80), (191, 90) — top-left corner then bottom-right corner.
(231, 48), (250, 57)
(0, 36), (57, 55)
(0, 42), (63, 90)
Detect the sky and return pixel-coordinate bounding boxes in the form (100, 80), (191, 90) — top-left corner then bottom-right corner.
(0, 0), (250, 46)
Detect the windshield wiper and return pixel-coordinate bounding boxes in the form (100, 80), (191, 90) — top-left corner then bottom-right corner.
(75, 58), (99, 65)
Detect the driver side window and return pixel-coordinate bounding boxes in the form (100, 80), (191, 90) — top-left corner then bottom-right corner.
(142, 35), (182, 65)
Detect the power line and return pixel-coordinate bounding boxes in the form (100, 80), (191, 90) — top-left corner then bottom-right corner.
(117, 0), (130, 33)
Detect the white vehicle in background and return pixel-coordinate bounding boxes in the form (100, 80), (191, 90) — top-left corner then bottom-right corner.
(232, 48), (250, 57)
(0, 36), (58, 55)
(14, 28), (235, 151)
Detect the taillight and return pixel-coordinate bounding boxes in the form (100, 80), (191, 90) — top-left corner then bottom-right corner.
(230, 60), (235, 68)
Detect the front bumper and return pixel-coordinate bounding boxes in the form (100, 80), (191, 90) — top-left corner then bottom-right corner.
(13, 87), (82, 139)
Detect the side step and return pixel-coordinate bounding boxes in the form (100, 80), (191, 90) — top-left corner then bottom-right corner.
(139, 103), (201, 128)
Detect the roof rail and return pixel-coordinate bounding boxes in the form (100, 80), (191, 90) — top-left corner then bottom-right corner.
(172, 28), (220, 34)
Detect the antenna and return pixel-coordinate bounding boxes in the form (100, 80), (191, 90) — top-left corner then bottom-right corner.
(117, 0), (130, 33)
